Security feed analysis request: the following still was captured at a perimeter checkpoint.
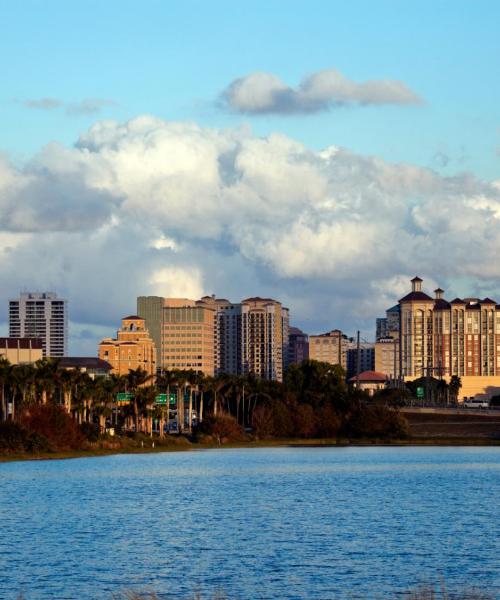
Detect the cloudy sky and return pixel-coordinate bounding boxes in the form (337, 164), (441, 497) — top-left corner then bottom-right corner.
(1, 0), (500, 354)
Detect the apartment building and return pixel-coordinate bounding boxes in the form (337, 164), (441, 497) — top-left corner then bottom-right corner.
(240, 297), (289, 382)
(98, 316), (156, 376)
(9, 292), (67, 357)
(309, 329), (349, 369)
(397, 276), (500, 399)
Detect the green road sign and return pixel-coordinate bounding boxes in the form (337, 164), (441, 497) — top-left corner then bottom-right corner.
(169, 393), (176, 405)
(155, 394), (168, 404)
(416, 386), (425, 399)
(116, 392), (134, 405)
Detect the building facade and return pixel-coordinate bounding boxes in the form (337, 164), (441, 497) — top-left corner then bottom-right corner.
(288, 327), (309, 367)
(98, 316), (156, 377)
(309, 329), (349, 369)
(0, 337), (43, 364)
(240, 298), (289, 382)
(138, 297), (216, 376)
(346, 344), (375, 379)
(397, 276), (500, 399)
(9, 292), (67, 357)
(138, 295), (290, 381)
(375, 337), (399, 379)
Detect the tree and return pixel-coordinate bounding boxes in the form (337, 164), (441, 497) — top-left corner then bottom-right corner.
(449, 376), (462, 404)
(126, 368), (152, 432)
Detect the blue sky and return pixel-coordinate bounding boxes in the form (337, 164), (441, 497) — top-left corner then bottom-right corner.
(0, 1), (500, 354)
(2, 0), (499, 178)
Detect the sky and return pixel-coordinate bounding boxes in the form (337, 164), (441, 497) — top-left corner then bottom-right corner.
(0, 0), (499, 354)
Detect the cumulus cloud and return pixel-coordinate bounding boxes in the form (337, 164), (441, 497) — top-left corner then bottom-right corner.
(222, 69), (422, 114)
(1, 115), (499, 353)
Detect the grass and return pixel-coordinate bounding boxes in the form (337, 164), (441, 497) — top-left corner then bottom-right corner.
(2, 434), (500, 463)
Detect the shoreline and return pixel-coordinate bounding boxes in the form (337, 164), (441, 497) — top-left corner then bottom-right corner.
(1, 435), (499, 464)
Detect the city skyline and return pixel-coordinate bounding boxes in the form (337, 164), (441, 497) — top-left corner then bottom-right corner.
(1, 2), (500, 355)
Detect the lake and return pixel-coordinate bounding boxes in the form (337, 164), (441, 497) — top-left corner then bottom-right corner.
(1, 447), (499, 599)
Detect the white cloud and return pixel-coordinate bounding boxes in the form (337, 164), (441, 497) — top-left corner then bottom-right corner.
(0, 115), (499, 353)
(148, 267), (204, 299)
(222, 69), (422, 114)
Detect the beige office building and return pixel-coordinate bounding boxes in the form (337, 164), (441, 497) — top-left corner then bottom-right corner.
(138, 297), (216, 376)
(309, 330), (349, 369)
(98, 316), (156, 377)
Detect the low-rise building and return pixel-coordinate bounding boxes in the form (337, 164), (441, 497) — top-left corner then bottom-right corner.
(59, 357), (112, 379)
(348, 370), (387, 395)
(0, 337), (43, 364)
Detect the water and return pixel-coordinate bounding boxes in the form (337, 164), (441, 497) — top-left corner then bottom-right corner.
(1, 447), (499, 600)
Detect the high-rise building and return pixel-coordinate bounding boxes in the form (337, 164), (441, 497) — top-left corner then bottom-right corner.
(288, 327), (309, 367)
(241, 297), (289, 382)
(197, 296), (242, 376)
(9, 292), (67, 357)
(98, 316), (156, 376)
(138, 297), (216, 376)
(376, 305), (400, 341)
(394, 276), (500, 400)
(309, 329), (349, 369)
(138, 294), (289, 381)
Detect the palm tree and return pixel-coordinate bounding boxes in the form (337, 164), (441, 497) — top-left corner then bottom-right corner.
(34, 358), (60, 405)
(126, 368), (152, 432)
(449, 375), (462, 404)
(0, 358), (11, 421)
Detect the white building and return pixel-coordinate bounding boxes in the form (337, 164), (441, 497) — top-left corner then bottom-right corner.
(9, 292), (67, 357)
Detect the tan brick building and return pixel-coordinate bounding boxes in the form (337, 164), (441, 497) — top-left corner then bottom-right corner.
(98, 316), (156, 377)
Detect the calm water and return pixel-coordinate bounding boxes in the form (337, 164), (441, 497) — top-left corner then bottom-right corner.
(0, 447), (499, 600)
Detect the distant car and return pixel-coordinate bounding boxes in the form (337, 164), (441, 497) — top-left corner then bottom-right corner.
(462, 397), (490, 408)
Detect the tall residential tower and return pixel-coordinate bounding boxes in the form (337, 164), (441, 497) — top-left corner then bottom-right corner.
(9, 292), (67, 357)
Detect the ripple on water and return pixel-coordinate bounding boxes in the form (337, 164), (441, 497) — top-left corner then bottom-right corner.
(0, 446), (499, 599)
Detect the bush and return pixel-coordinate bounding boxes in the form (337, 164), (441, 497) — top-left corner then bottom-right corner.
(344, 404), (410, 439)
(21, 404), (85, 450)
(251, 405), (275, 439)
(0, 421), (29, 452)
(200, 413), (243, 444)
(315, 404), (341, 437)
(0, 421), (51, 453)
(80, 421), (100, 442)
